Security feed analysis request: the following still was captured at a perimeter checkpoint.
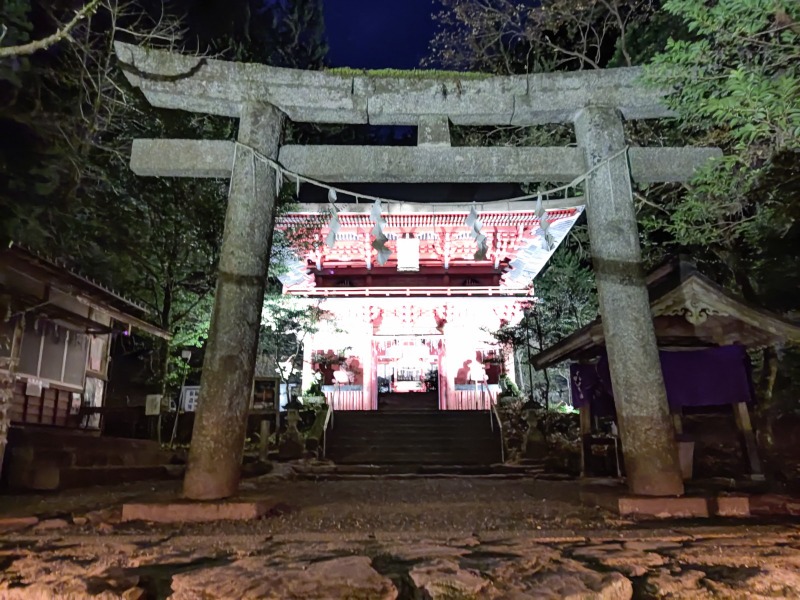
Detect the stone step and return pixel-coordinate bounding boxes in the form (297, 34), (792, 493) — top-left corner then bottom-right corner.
(332, 439), (496, 447)
(6, 428), (170, 469)
(12, 464), (182, 491)
(328, 453), (501, 465)
(327, 447), (500, 457)
(332, 427), (494, 435)
(331, 435), (495, 442)
(327, 409), (501, 466)
(294, 465), (547, 477)
(333, 420), (493, 427)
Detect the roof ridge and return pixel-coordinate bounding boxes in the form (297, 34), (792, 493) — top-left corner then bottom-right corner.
(7, 242), (150, 314)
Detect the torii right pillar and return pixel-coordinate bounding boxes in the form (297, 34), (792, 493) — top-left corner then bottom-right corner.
(574, 107), (684, 496)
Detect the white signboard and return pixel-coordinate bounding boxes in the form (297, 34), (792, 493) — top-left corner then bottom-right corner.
(145, 394), (163, 416)
(180, 386), (201, 412)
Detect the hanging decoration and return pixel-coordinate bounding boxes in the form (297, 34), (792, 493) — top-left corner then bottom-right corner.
(465, 205), (488, 261)
(534, 194), (555, 251)
(240, 141), (630, 262)
(370, 200), (391, 265)
(325, 188), (340, 248)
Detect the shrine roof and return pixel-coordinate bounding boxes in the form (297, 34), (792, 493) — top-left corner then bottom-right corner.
(277, 204), (585, 296)
(531, 260), (800, 369)
(278, 206), (578, 228)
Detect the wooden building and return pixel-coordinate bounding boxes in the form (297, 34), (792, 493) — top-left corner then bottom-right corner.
(0, 244), (167, 478)
(532, 259), (800, 479)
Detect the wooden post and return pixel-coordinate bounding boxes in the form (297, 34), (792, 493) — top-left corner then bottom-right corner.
(732, 402), (764, 480)
(258, 419), (270, 463)
(671, 409), (684, 435)
(0, 311), (22, 481)
(579, 404), (592, 477)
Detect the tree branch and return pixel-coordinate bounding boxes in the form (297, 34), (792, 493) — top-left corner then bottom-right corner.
(0, 0), (103, 58)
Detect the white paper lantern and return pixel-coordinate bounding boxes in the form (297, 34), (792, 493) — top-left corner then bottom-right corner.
(396, 234), (420, 272)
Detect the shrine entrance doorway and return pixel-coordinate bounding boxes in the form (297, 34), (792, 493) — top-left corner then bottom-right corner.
(375, 336), (442, 411)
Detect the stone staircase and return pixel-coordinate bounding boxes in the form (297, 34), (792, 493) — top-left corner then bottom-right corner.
(377, 392), (439, 412)
(326, 409), (503, 466)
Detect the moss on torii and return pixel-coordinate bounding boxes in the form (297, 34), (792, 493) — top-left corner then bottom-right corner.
(324, 67), (493, 81)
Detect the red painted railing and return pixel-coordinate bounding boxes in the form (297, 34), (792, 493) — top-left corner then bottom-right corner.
(324, 389), (370, 411)
(444, 387), (498, 411)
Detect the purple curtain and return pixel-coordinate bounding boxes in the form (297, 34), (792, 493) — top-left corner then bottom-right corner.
(570, 345), (754, 416)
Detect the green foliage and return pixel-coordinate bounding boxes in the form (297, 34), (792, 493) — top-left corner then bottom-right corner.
(0, 0), (329, 395)
(499, 374), (521, 398)
(303, 374), (323, 398)
(260, 295), (332, 403)
(493, 240), (597, 408)
(645, 0), (799, 263)
(429, 0), (800, 426)
(640, 0), (800, 419)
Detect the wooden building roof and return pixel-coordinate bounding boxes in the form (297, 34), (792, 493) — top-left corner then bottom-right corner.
(0, 244), (168, 339)
(531, 259), (800, 369)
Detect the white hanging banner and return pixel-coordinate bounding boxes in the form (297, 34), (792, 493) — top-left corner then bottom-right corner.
(465, 205), (488, 260)
(534, 193), (555, 250)
(324, 188), (341, 248)
(370, 199), (391, 265)
(325, 211), (340, 248)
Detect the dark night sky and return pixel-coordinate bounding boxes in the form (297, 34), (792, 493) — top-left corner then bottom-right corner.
(323, 0), (439, 69)
(315, 1), (522, 203)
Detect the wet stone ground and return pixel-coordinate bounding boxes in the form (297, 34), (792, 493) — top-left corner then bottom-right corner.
(1, 477), (799, 599)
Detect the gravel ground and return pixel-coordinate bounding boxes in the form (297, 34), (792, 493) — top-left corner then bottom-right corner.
(1, 476), (614, 535)
(2, 476), (800, 598)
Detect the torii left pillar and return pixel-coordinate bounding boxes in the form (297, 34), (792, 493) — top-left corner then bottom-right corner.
(184, 104), (285, 500)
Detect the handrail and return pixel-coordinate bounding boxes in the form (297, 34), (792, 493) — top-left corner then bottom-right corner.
(285, 285), (532, 298)
(322, 402), (334, 459)
(491, 403), (506, 464)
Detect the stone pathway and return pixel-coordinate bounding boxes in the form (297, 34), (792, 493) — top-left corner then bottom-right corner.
(1, 477), (799, 598)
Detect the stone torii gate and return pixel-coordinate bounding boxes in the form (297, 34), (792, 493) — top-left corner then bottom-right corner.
(116, 42), (721, 500)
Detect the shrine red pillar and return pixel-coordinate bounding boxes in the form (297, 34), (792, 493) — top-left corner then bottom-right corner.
(359, 335), (374, 411)
(438, 338), (449, 410)
(440, 322), (458, 410)
(370, 340), (379, 410)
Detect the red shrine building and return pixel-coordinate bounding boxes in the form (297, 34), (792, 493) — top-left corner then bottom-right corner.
(278, 202), (583, 410)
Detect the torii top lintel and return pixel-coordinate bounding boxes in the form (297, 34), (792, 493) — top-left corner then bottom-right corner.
(115, 42), (673, 127)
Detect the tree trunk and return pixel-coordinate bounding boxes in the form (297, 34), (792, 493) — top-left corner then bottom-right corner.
(756, 346), (780, 451)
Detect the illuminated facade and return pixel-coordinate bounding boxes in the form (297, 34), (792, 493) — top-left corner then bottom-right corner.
(279, 203), (584, 410)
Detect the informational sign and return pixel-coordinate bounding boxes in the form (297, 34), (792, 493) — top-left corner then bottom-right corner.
(252, 377), (279, 411)
(180, 386), (201, 412)
(70, 392), (82, 414)
(82, 377), (104, 429)
(25, 377), (48, 397)
(145, 394), (163, 416)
